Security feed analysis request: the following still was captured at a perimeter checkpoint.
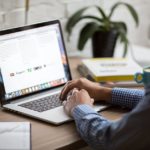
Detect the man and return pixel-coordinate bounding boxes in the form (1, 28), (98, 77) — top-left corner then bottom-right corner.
(60, 78), (150, 150)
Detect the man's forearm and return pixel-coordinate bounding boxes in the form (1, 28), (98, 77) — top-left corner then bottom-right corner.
(73, 105), (112, 150)
(73, 102), (150, 150)
(97, 87), (144, 109)
(72, 88), (145, 149)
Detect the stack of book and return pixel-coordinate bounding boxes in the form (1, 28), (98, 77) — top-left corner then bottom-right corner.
(77, 58), (143, 87)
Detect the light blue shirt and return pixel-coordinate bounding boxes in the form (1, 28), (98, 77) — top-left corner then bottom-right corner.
(72, 88), (150, 150)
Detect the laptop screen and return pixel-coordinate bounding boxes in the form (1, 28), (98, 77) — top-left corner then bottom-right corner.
(0, 21), (71, 101)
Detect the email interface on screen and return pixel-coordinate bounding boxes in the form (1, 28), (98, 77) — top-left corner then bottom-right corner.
(0, 23), (69, 100)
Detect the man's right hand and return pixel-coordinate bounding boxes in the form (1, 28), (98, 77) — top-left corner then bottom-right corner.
(60, 78), (112, 102)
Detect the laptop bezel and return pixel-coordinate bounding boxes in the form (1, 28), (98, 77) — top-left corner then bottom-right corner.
(0, 20), (72, 105)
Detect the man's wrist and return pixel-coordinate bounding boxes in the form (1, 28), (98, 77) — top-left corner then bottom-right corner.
(72, 104), (97, 120)
(71, 103), (93, 116)
(97, 87), (112, 103)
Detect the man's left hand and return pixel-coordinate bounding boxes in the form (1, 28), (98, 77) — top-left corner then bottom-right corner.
(63, 88), (94, 117)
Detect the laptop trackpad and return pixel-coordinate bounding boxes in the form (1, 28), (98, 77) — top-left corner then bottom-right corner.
(39, 106), (72, 124)
(39, 104), (108, 124)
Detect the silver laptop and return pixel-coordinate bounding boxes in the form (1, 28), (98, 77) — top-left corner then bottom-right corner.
(0, 20), (107, 125)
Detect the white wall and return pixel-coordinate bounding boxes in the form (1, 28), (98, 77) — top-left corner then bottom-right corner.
(103, 0), (150, 57)
(0, 0), (150, 57)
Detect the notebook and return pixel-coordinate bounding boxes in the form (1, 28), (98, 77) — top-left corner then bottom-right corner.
(0, 20), (108, 125)
(0, 122), (31, 150)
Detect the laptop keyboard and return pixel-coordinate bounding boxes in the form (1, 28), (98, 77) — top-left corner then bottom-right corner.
(19, 93), (62, 112)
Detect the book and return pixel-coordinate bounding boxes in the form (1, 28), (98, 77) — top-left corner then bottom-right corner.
(77, 64), (143, 87)
(100, 81), (143, 87)
(0, 122), (31, 150)
(78, 58), (143, 83)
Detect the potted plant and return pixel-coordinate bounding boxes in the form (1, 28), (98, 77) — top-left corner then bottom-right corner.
(66, 2), (139, 57)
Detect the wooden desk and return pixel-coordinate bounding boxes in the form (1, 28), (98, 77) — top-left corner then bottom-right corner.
(0, 57), (128, 150)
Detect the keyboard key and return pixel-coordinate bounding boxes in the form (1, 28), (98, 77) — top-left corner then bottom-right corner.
(19, 93), (62, 112)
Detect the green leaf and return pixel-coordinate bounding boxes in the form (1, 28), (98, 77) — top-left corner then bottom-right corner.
(111, 21), (128, 56)
(112, 21), (128, 33)
(118, 31), (129, 57)
(124, 3), (139, 26)
(123, 40), (128, 57)
(66, 15), (103, 41)
(78, 22), (100, 50)
(66, 7), (88, 35)
(95, 6), (107, 19)
(109, 2), (139, 26)
(78, 15), (103, 23)
(108, 3), (120, 19)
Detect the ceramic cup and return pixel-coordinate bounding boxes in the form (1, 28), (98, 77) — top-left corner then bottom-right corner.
(134, 66), (150, 86)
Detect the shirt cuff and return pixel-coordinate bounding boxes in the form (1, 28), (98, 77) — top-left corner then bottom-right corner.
(72, 104), (98, 121)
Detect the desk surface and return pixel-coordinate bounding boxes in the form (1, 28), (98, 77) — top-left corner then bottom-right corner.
(0, 57), (128, 150)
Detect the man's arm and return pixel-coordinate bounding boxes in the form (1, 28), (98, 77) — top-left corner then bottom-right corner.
(73, 96), (150, 150)
(71, 88), (144, 150)
(60, 78), (144, 109)
(73, 105), (112, 150)
(111, 88), (144, 109)
(62, 79), (146, 149)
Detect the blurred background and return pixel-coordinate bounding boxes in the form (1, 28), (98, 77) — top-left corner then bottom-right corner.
(0, 0), (150, 60)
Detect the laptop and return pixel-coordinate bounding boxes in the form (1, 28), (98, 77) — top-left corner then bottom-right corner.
(0, 20), (107, 125)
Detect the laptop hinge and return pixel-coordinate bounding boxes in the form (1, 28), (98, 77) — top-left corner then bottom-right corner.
(1, 99), (10, 106)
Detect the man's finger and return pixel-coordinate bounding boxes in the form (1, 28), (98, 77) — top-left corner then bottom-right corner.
(60, 80), (78, 100)
(72, 88), (79, 95)
(91, 98), (94, 103)
(67, 95), (71, 101)
(63, 99), (73, 117)
(80, 89), (88, 94)
(60, 81), (72, 100)
(62, 100), (67, 106)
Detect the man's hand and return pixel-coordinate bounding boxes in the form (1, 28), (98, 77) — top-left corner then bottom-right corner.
(63, 88), (94, 117)
(60, 78), (112, 102)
